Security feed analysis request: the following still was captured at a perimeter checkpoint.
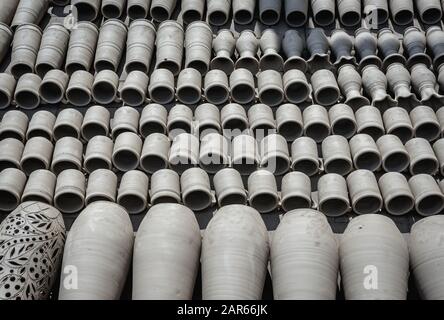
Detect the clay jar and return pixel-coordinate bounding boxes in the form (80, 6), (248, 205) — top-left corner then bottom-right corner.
(201, 205), (269, 300)
(0, 202), (65, 300)
(271, 209), (338, 300)
(58, 202), (134, 300)
(133, 204), (201, 299)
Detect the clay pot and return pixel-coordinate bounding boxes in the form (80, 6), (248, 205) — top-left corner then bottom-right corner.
(427, 26), (444, 71)
(306, 28), (332, 73)
(140, 133), (170, 174)
(363, 0), (389, 25)
(271, 209), (338, 300)
(276, 104), (303, 142)
(283, 70), (311, 105)
(409, 174), (444, 216)
(318, 173), (350, 216)
(71, 0), (101, 21)
(409, 216), (444, 299)
(0, 168), (27, 211)
(140, 104), (168, 138)
(211, 29), (236, 75)
(257, 70), (284, 107)
(0, 138), (24, 171)
(0, 201), (65, 300)
(310, 70), (340, 107)
(204, 70), (230, 105)
(382, 107), (413, 143)
(20, 137), (53, 176)
(150, 169), (181, 205)
(378, 172), (414, 215)
(65, 22), (99, 75)
(92, 70), (119, 105)
(199, 133), (229, 173)
(125, 19), (155, 74)
(339, 214), (409, 299)
(182, 0), (205, 24)
(58, 202), (134, 300)
(229, 68), (256, 104)
(35, 24), (70, 77)
(0, 0), (19, 25)
(81, 105), (111, 141)
(213, 168), (247, 207)
(201, 205), (269, 299)
(39, 70), (69, 105)
(248, 170), (279, 213)
(84, 136), (113, 173)
(330, 29), (356, 67)
(411, 63), (444, 110)
(231, 134), (260, 175)
(184, 21), (212, 75)
(259, 0), (281, 25)
(26, 110), (56, 141)
(259, 134), (290, 175)
(405, 137), (439, 175)
(285, 0), (308, 27)
(168, 133), (199, 174)
(410, 105), (441, 142)
(133, 204), (201, 299)
(433, 138), (444, 175)
(120, 71), (149, 107)
(207, 0), (231, 26)
(0, 73), (16, 109)
(54, 169), (86, 214)
(248, 103), (276, 138)
(385, 63), (419, 111)
(221, 103), (249, 133)
(235, 30), (259, 75)
(167, 104), (193, 139)
(349, 133), (381, 171)
(376, 134), (410, 172)
(117, 170), (149, 214)
(176, 68), (202, 105)
(361, 64), (397, 111)
(346, 169), (383, 214)
(0, 110), (28, 142)
(150, 0), (177, 22)
(329, 103), (357, 139)
(337, 0), (361, 26)
(11, 0), (49, 29)
(415, 0), (442, 25)
(303, 104), (331, 143)
(378, 29), (406, 70)
(101, 0), (126, 18)
(14, 73), (42, 110)
(21, 169), (56, 204)
(155, 20), (184, 76)
(0, 23), (12, 65)
(181, 167), (213, 211)
(148, 68), (175, 105)
(66, 70), (94, 107)
(291, 137), (319, 176)
(127, 0), (151, 19)
(85, 169), (118, 204)
(311, 0), (335, 26)
(282, 30), (307, 72)
(354, 28), (382, 70)
(233, 0), (255, 25)
(51, 137), (83, 175)
(53, 108), (84, 141)
(403, 27), (432, 68)
(111, 106), (140, 138)
(389, 0), (414, 25)
(280, 172), (312, 212)
(112, 132), (143, 172)
(259, 28), (284, 72)
(337, 64), (370, 111)
(322, 135), (353, 176)
(355, 106), (385, 140)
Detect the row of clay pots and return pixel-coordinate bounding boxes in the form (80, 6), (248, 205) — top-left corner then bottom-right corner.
(3, 60), (443, 111)
(1, 201), (443, 300)
(57, 204), (444, 300)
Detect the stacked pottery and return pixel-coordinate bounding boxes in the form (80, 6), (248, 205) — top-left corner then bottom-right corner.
(58, 202), (134, 300)
(201, 205), (269, 300)
(0, 202), (66, 300)
(133, 204), (201, 300)
(339, 214), (409, 300)
(409, 216), (444, 300)
(271, 209), (339, 300)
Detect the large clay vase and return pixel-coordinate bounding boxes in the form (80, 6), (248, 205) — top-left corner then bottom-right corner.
(58, 202), (134, 300)
(201, 205), (269, 300)
(133, 204), (201, 300)
(271, 209), (339, 300)
(0, 201), (66, 300)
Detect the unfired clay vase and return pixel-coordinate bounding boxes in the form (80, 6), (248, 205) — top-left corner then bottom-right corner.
(202, 205), (269, 300)
(0, 201), (65, 300)
(409, 216), (444, 299)
(133, 204), (201, 299)
(58, 202), (134, 300)
(339, 214), (409, 300)
(271, 209), (338, 299)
